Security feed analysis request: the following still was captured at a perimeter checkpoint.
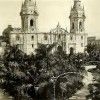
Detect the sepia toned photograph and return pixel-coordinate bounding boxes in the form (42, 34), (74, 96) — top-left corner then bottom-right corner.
(0, 0), (100, 100)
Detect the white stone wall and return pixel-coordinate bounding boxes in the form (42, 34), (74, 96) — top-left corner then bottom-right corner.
(10, 31), (87, 55)
(23, 33), (38, 55)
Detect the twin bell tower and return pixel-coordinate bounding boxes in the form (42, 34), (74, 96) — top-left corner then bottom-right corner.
(20, 0), (39, 33)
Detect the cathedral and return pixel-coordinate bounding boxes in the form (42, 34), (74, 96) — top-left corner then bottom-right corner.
(9, 0), (87, 55)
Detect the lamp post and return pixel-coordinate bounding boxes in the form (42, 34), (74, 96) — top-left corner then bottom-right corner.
(50, 76), (57, 100)
(50, 72), (81, 100)
(60, 82), (67, 100)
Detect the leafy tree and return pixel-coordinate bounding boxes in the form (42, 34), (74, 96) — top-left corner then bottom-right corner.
(3, 25), (13, 44)
(87, 44), (96, 54)
(0, 44), (85, 100)
(86, 43), (100, 62)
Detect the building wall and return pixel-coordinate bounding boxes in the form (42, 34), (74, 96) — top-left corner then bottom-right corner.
(87, 37), (100, 49)
(87, 37), (96, 45)
(10, 31), (87, 55)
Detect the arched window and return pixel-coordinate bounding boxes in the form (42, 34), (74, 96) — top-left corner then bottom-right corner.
(58, 34), (61, 39)
(72, 23), (74, 30)
(81, 36), (83, 40)
(70, 47), (74, 55)
(70, 36), (73, 40)
(44, 34), (48, 40)
(31, 36), (34, 40)
(79, 22), (82, 30)
(32, 44), (34, 48)
(16, 35), (20, 41)
(81, 43), (83, 47)
(30, 19), (33, 26)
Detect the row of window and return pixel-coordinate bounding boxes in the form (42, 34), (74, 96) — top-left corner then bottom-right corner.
(16, 35), (35, 41)
(31, 35), (48, 41)
(32, 35), (48, 41)
(16, 35), (48, 41)
(18, 43), (84, 50)
(70, 36), (84, 40)
(16, 34), (77, 42)
(17, 44), (34, 49)
(16, 35), (84, 42)
(31, 43), (84, 48)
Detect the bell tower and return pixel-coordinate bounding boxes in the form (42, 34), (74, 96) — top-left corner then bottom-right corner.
(20, 0), (39, 33)
(69, 0), (86, 34)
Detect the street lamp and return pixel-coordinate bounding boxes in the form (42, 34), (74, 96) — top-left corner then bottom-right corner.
(60, 82), (67, 100)
(50, 76), (57, 100)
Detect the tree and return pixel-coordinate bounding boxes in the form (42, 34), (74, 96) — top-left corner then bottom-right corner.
(0, 44), (85, 100)
(87, 43), (100, 62)
(1, 45), (27, 99)
(3, 25), (13, 44)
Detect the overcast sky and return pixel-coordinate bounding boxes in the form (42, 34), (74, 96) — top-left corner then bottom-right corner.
(0, 0), (100, 38)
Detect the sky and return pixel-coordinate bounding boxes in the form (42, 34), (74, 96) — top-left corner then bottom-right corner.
(0, 0), (100, 38)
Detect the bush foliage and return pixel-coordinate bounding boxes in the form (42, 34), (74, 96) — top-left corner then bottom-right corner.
(0, 44), (85, 100)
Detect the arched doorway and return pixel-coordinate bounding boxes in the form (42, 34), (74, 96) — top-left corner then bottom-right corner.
(57, 45), (63, 52)
(70, 47), (74, 55)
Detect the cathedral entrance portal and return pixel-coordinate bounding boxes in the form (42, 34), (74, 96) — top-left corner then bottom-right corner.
(70, 47), (74, 55)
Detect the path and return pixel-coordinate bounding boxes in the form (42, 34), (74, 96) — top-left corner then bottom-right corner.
(0, 90), (13, 100)
(69, 65), (96, 100)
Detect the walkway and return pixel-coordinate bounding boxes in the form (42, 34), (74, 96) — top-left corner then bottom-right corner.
(69, 65), (96, 100)
(69, 87), (89, 100)
(0, 90), (13, 100)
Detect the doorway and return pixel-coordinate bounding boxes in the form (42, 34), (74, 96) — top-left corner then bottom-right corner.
(70, 47), (74, 55)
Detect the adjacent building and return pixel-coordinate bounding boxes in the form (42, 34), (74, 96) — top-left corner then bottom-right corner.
(88, 37), (100, 49)
(87, 37), (96, 45)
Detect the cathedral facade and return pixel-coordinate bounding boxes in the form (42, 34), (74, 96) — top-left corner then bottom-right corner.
(10, 0), (87, 55)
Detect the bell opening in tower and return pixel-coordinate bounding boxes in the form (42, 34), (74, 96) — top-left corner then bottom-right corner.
(30, 19), (34, 26)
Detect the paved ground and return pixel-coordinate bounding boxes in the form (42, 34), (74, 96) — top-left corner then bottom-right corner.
(69, 86), (89, 100)
(0, 90), (13, 100)
(69, 65), (96, 100)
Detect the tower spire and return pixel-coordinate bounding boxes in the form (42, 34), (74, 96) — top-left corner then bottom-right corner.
(74, 0), (80, 2)
(21, 2), (24, 9)
(35, 0), (36, 6)
(34, 0), (37, 11)
(24, 0), (34, 6)
(73, 0), (82, 9)
(34, 0), (39, 16)
(57, 22), (60, 27)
